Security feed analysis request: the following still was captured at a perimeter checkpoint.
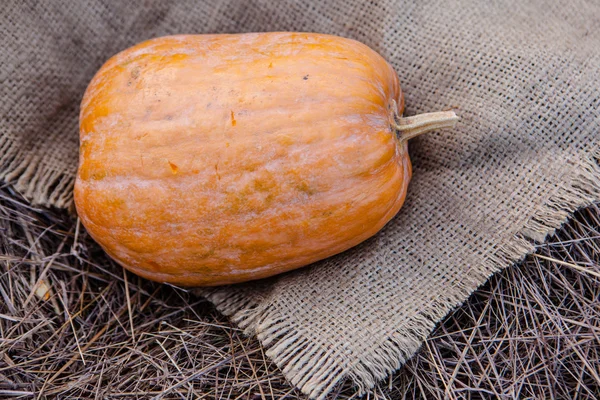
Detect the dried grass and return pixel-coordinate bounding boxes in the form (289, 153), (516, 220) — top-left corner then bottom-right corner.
(1, 183), (599, 399)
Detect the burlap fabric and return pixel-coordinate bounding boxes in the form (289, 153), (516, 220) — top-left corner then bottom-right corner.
(2, 1), (599, 398)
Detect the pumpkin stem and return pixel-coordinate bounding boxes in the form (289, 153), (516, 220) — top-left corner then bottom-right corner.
(393, 109), (459, 142)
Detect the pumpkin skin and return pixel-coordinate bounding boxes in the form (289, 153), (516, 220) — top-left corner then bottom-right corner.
(74, 32), (412, 287)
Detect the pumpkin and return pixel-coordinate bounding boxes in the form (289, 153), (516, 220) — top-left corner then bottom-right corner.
(74, 33), (457, 286)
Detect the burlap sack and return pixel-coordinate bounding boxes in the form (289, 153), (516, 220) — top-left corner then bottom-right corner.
(2, 1), (599, 398)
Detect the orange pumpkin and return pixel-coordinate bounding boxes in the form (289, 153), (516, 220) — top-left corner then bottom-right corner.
(74, 33), (457, 286)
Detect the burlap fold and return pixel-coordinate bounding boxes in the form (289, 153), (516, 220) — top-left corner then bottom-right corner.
(2, 1), (599, 398)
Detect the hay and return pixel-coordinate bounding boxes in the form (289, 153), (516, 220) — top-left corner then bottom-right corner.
(1, 183), (599, 399)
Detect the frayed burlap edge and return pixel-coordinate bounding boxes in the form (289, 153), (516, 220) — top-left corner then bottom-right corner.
(200, 146), (600, 399)
(0, 135), (75, 209)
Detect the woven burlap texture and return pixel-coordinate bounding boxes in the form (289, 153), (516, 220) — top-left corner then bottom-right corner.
(2, 1), (600, 398)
